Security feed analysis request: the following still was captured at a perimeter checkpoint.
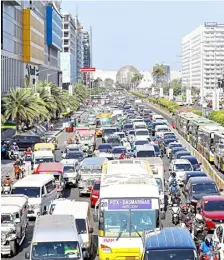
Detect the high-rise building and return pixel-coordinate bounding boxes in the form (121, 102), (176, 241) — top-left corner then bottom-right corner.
(1, 0), (62, 93)
(82, 31), (91, 85)
(75, 17), (84, 83)
(182, 23), (224, 96)
(60, 12), (77, 89)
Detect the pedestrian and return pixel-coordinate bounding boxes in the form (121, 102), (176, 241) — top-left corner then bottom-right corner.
(50, 122), (54, 131)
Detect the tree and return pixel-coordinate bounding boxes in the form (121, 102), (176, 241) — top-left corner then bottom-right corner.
(94, 77), (103, 88)
(2, 88), (48, 130)
(152, 64), (166, 87)
(104, 78), (114, 88)
(170, 79), (182, 96)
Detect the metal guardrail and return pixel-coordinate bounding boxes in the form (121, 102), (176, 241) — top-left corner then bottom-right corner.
(147, 102), (224, 190)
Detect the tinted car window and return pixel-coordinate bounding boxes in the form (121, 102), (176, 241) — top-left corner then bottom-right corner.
(204, 200), (224, 211)
(136, 150), (155, 157)
(192, 183), (218, 194)
(135, 140), (149, 146)
(112, 147), (126, 154)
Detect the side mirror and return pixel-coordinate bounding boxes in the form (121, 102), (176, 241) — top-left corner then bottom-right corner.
(25, 252), (30, 259)
(219, 188), (223, 192)
(160, 211), (166, 220)
(89, 227), (94, 233)
(14, 218), (20, 224)
(93, 213), (98, 222)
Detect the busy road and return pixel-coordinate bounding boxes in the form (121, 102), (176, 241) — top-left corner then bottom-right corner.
(1, 93), (224, 260)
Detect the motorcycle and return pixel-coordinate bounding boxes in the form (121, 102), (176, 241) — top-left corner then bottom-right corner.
(200, 251), (219, 260)
(192, 215), (208, 248)
(171, 203), (181, 225)
(2, 183), (11, 194)
(180, 215), (193, 231)
(10, 150), (20, 160)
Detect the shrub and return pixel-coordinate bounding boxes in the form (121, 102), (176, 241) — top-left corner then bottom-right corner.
(208, 111), (224, 126)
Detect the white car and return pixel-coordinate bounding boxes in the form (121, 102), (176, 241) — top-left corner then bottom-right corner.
(114, 131), (127, 142)
(155, 125), (170, 138)
(60, 162), (79, 186)
(135, 129), (150, 141)
(213, 224), (224, 260)
(166, 142), (183, 159)
(97, 152), (113, 160)
(127, 130), (136, 142)
(169, 159), (193, 186)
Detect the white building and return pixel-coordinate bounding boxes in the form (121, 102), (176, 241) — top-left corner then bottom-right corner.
(60, 12), (77, 89)
(182, 23), (224, 96)
(170, 70), (182, 81)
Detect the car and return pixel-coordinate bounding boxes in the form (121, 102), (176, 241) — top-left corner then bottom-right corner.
(12, 135), (42, 150)
(151, 121), (167, 136)
(127, 130), (136, 142)
(135, 129), (150, 141)
(169, 159), (193, 186)
(160, 138), (177, 154)
(182, 171), (207, 194)
(163, 132), (177, 141)
(98, 143), (113, 153)
(62, 151), (84, 163)
(112, 146), (127, 159)
(107, 135), (122, 147)
(61, 144), (81, 158)
(90, 179), (101, 207)
(123, 123), (134, 134)
(169, 147), (187, 161)
(166, 142), (183, 158)
(180, 155), (201, 171)
(197, 196), (224, 231)
(113, 131), (126, 142)
(102, 127), (119, 143)
(173, 151), (191, 160)
(135, 144), (155, 158)
(212, 224), (224, 260)
(185, 177), (221, 206)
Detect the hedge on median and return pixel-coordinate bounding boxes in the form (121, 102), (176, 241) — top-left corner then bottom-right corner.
(208, 111), (224, 126)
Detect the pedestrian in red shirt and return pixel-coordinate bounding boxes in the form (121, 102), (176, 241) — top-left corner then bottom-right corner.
(171, 121), (176, 129)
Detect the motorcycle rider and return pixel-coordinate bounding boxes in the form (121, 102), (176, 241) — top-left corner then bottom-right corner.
(2, 174), (13, 186)
(119, 150), (126, 160)
(200, 236), (214, 259)
(169, 180), (179, 205)
(13, 159), (21, 179)
(25, 147), (32, 156)
(10, 142), (19, 157)
(168, 172), (177, 186)
(180, 205), (193, 229)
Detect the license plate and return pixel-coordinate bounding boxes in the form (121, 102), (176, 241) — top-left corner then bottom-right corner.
(126, 257), (135, 260)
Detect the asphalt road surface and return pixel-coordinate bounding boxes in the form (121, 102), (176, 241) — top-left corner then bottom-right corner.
(4, 109), (180, 260)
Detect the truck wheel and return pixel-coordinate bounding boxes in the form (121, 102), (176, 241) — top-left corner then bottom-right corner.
(79, 190), (82, 197)
(10, 240), (17, 256)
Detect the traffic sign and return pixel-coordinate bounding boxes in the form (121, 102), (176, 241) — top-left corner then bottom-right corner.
(80, 67), (96, 72)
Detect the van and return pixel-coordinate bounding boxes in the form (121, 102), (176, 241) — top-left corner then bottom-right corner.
(135, 144), (155, 158)
(25, 215), (86, 260)
(49, 199), (94, 258)
(133, 121), (147, 130)
(32, 150), (55, 173)
(143, 227), (197, 259)
(11, 175), (57, 218)
(152, 114), (164, 122)
(155, 125), (170, 138)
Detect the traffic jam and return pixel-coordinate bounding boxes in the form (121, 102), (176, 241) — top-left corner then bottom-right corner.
(1, 92), (224, 260)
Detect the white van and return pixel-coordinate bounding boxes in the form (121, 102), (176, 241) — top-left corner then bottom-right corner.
(133, 121), (147, 130)
(49, 199), (94, 258)
(155, 125), (170, 138)
(11, 175), (57, 218)
(152, 114), (164, 122)
(135, 128), (150, 141)
(32, 150), (55, 173)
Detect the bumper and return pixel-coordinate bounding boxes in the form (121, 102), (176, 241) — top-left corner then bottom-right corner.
(98, 247), (141, 260)
(1, 244), (11, 255)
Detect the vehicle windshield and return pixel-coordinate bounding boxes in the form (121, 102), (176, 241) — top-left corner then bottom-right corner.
(204, 200), (224, 211)
(112, 147), (126, 154)
(157, 128), (168, 132)
(116, 133), (125, 138)
(81, 168), (102, 174)
(35, 157), (54, 164)
(103, 129), (116, 135)
(12, 187), (40, 198)
(123, 124), (133, 130)
(192, 184), (218, 194)
(63, 166), (75, 173)
(169, 143), (182, 148)
(98, 144), (112, 150)
(135, 125), (146, 129)
(66, 153), (83, 160)
(145, 249), (195, 260)
(129, 130), (135, 135)
(66, 148), (79, 153)
(93, 183), (100, 190)
(80, 136), (92, 141)
(107, 138), (121, 146)
(176, 152), (191, 159)
(174, 164), (192, 171)
(136, 150), (155, 158)
(75, 219), (87, 234)
(164, 134), (175, 139)
(104, 210), (157, 236)
(32, 241), (81, 259)
(136, 130), (149, 136)
(135, 140), (150, 146)
(1, 214), (13, 224)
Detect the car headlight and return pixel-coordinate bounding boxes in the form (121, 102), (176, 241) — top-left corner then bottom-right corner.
(101, 246), (112, 254)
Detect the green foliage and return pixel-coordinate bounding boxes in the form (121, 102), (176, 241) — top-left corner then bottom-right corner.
(208, 111), (224, 126)
(131, 73), (144, 84)
(129, 92), (145, 98)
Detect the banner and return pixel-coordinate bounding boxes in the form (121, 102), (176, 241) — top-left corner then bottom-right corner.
(101, 198), (152, 210)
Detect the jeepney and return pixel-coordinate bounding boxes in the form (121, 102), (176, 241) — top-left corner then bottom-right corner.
(95, 113), (113, 136)
(197, 124), (224, 163)
(35, 162), (65, 198)
(78, 157), (108, 196)
(78, 130), (96, 153)
(214, 130), (224, 172)
(34, 142), (55, 152)
(1, 195), (28, 257)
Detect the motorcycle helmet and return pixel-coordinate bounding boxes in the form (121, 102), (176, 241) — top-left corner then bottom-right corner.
(171, 172), (176, 178)
(186, 200), (191, 207)
(172, 180), (177, 187)
(182, 205), (188, 215)
(205, 236), (212, 246)
(195, 213), (204, 225)
(13, 142), (17, 145)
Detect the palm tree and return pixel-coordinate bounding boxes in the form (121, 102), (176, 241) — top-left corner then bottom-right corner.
(2, 88), (48, 130)
(131, 73), (143, 89)
(73, 83), (88, 102)
(152, 64), (166, 87)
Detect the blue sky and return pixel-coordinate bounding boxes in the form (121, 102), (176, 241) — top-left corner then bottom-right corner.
(62, 1), (224, 71)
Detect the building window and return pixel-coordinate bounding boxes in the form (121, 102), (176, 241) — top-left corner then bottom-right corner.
(64, 32), (68, 37)
(64, 24), (68, 29)
(64, 40), (69, 45)
(64, 47), (69, 52)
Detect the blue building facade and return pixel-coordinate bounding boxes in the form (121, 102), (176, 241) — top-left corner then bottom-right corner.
(46, 5), (62, 51)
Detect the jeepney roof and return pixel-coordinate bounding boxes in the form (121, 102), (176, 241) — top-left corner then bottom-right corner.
(144, 227), (196, 250)
(179, 112), (199, 120)
(190, 118), (214, 126)
(33, 215), (79, 242)
(141, 157), (164, 166)
(81, 157), (108, 167)
(1, 195), (28, 213)
(12, 174), (55, 188)
(100, 173), (159, 198)
(33, 150), (54, 157)
(199, 124), (223, 133)
(106, 159), (150, 172)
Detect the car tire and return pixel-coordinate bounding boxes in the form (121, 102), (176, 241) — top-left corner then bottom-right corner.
(10, 240), (17, 257)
